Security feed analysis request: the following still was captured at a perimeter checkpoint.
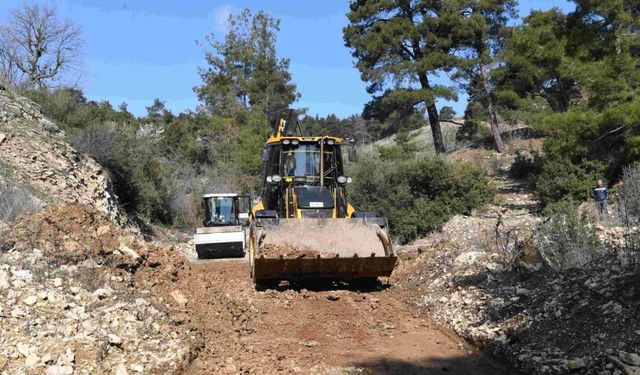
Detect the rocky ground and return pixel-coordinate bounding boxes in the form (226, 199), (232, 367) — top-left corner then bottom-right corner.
(0, 205), (199, 375)
(393, 158), (640, 375)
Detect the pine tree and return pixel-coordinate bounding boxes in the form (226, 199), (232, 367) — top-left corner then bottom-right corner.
(344, 0), (462, 154)
(195, 9), (298, 119)
(453, 0), (517, 153)
(195, 9), (299, 177)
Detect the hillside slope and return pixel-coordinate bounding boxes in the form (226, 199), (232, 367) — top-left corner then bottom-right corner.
(394, 146), (640, 375)
(0, 87), (125, 226)
(0, 89), (200, 374)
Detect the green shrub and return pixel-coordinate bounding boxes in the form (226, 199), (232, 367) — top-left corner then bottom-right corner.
(535, 157), (606, 208)
(455, 118), (492, 145)
(456, 101), (492, 146)
(349, 152), (494, 243)
(509, 150), (542, 180)
(439, 106), (456, 121)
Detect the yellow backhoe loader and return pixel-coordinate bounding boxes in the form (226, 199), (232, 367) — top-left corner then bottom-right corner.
(248, 110), (397, 285)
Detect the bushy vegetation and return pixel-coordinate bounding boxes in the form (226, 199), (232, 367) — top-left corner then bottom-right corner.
(455, 102), (493, 147)
(348, 145), (494, 243)
(15, 9), (300, 228)
(508, 150), (542, 180)
(439, 106), (456, 121)
(534, 200), (604, 271)
(21, 90), (187, 224)
(535, 158), (606, 208)
(491, 3), (639, 207)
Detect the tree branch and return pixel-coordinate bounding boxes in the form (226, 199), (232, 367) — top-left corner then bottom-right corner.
(589, 126), (626, 143)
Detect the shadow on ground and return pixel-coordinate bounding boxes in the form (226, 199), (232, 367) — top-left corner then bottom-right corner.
(255, 278), (391, 292)
(411, 249), (640, 374)
(353, 355), (520, 375)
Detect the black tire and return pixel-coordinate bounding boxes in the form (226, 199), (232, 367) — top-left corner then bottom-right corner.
(351, 277), (379, 289)
(255, 279), (280, 291)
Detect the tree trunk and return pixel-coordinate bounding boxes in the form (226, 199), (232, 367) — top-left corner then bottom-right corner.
(480, 64), (505, 153)
(418, 73), (445, 154)
(426, 103), (445, 154)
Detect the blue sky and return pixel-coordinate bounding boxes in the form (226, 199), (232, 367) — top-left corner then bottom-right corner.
(1, 0), (574, 118)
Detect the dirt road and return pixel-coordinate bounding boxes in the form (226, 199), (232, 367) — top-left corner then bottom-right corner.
(167, 259), (513, 374)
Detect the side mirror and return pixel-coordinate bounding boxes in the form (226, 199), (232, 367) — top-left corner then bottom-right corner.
(348, 147), (357, 162)
(261, 148), (269, 162)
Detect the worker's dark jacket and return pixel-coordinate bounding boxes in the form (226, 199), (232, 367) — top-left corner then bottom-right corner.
(594, 187), (609, 201)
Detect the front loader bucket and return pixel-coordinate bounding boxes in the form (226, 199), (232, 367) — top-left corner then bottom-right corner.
(250, 218), (397, 282)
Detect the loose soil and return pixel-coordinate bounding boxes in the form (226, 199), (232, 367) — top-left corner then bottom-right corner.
(2, 204), (516, 374)
(170, 259), (515, 374)
(259, 219), (387, 258)
(258, 243), (324, 259)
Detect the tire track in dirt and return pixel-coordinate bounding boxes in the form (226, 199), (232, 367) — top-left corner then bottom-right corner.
(172, 259), (515, 374)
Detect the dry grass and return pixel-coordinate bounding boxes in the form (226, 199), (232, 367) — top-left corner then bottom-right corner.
(506, 137), (544, 153)
(0, 185), (39, 223)
(446, 147), (492, 164)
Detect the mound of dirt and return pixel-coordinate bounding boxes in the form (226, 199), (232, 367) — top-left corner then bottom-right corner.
(258, 243), (324, 259)
(0, 204), (200, 374)
(258, 219), (387, 258)
(6, 204), (143, 269)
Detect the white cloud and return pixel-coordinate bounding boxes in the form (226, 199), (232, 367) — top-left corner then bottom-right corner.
(213, 5), (232, 34)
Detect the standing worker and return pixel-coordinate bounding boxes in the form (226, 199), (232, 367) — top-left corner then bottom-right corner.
(593, 179), (609, 216)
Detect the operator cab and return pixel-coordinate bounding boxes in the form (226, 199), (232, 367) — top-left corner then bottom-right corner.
(259, 138), (354, 219)
(262, 138), (349, 184)
(202, 194), (251, 227)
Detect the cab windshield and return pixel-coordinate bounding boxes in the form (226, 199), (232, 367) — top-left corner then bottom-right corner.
(207, 197), (236, 225)
(282, 143), (333, 180)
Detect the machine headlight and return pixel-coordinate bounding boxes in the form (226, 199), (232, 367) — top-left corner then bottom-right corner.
(266, 176), (273, 183)
(337, 176), (347, 184)
(291, 139), (299, 145)
(282, 139), (290, 145)
(327, 139), (335, 145)
(346, 177), (353, 184)
(271, 175), (282, 183)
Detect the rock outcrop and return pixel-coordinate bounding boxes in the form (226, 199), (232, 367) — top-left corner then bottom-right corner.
(0, 88), (126, 226)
